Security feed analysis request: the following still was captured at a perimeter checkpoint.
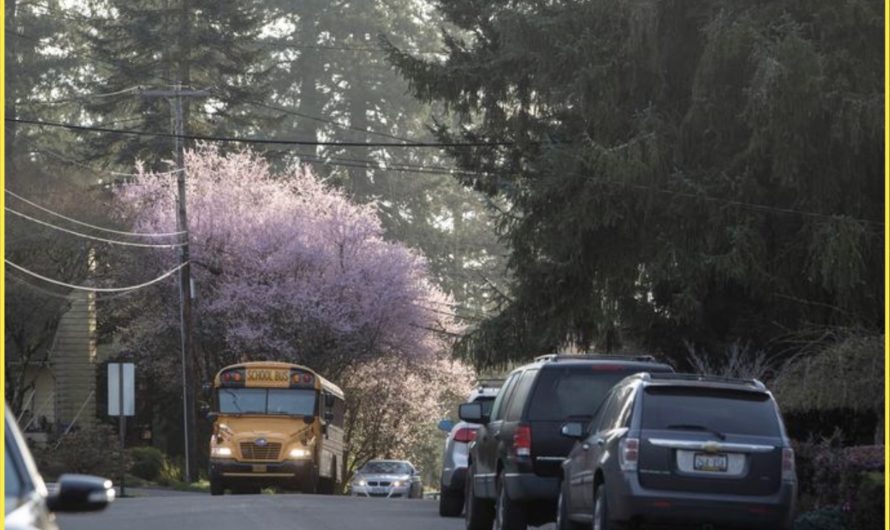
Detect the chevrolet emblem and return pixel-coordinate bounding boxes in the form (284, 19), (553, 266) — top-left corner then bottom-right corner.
(702, 441), (720, 453)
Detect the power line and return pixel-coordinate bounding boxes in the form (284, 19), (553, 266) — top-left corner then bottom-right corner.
(7, 272), (142, 302)
(588, 175), (885, 228)
(22, 137), (483, 180)
(12, 119), (872, 226)
(267, 43), (442, 54)
(6, 190), (186, 238)
(15, 86), (144, 105)
(10, 109), (494, 177)
(6, 207), (187, 248)
(5, 259), (188, 293)
(15, 141), (183, 179)
(8, 117), (515, 148)
(289, 151), (488, 178)
(243, 99), (416, 143)
(18, 127), (470, 180)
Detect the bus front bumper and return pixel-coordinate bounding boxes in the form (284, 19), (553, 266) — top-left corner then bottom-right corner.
(209, 458), (316, 482)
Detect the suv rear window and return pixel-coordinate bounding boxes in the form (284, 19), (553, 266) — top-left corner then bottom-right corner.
(528, 366), (647, 421)
(642, 387), (781, 437)
(475, 396), (496, 416)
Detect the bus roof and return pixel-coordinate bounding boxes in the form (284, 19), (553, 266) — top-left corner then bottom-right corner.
(215, 361), (344, 399)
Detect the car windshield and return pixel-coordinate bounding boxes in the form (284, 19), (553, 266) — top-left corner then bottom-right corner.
(642, 387), (781, 437)
(360, 461), (412, 475)
(218, 388), (316, 416)
(528, 367), (647, 420)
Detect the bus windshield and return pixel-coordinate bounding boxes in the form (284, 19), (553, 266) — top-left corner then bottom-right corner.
(218, 388), (317, 416)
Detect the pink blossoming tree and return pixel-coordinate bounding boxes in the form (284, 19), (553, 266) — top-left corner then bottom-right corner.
(116, 144), (457, 375)
(112, 145), (473, 475)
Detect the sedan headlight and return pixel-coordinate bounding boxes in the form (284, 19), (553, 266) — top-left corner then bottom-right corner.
(289, 448), (311, 459)
(211, 446), (232, 458)
(392, 480), (402, 488)
(354, 478), (366, 486)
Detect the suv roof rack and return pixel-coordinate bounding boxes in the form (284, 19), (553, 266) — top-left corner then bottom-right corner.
(475, 377), (505, 388)
(534, 353), (661, 363)
(640, 372), (766, 390)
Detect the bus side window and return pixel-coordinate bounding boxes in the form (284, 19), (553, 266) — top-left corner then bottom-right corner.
(331, 397), (345, 428)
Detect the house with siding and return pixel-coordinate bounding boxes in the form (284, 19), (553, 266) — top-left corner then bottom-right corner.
(17, 291), (101, 442)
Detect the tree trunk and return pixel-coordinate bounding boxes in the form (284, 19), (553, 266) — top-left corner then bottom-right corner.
(347, 76), (372, 199)
(293, 1), (325, 161)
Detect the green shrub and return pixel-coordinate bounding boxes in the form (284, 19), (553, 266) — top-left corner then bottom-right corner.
(129, 446), (166, 481)
(156, 457), (184, 486)
(793, 432), (850, 511)
(48, 425), (131, 478)
(793, 435), (884, 530)
(843, 446), (883, 472)
(794, 508), (846, 530)
(849, 472), (883, 530)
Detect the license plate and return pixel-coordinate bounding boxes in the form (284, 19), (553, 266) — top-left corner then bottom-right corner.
(694, 453), (728, 472)
(252, 464), (267, 473)
(372, 487), (386, 494)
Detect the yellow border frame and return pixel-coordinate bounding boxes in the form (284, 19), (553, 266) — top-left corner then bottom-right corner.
(0, 1), (885, 527)
(880, 0), (890, 495)
(874, 3), (888, 527)
(2, 0), (7, 520)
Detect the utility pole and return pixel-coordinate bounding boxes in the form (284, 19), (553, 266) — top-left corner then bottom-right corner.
(141, 84), (208, 483)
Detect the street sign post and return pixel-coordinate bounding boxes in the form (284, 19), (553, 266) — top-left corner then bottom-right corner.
(108, 362), (135, 496)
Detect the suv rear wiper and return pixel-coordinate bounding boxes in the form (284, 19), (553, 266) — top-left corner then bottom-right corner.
(665, 424), (726, 440)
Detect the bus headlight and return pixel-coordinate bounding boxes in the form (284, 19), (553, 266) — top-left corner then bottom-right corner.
(211, 446), (232, 458)
(289, 448), (311, 459)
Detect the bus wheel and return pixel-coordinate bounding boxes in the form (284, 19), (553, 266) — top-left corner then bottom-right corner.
(301, 469), (319, 494)
(210, 479), (225, 496)
(318, 459), (338, 495)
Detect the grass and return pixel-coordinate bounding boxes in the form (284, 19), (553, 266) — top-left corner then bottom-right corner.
(118, 474), (209, 494)
(157, 478), (210, 492)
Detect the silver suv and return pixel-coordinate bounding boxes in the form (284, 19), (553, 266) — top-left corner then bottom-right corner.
(438, 381), (501, 517)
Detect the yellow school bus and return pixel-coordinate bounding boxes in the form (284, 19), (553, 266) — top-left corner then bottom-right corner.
(207, 361), (345, 495)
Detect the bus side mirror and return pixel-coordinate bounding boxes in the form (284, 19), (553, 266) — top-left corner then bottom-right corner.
(324, 411), (334, 423)
(199, 402), (210, 418)
(202, 383), (212, 398)
(324, 393), (335, 408)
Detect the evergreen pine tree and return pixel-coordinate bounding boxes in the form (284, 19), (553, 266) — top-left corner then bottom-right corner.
(386, 0), (883, 366)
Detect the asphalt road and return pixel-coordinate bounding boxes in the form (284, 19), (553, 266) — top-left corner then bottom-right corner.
(57, 491), (559, 530)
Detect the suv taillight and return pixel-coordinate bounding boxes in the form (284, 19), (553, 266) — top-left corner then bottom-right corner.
(782, 447), (795, 481)
(453, 427), (478, 443)
(619, 437), (639, 471)
(513, 424), (532, 457)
